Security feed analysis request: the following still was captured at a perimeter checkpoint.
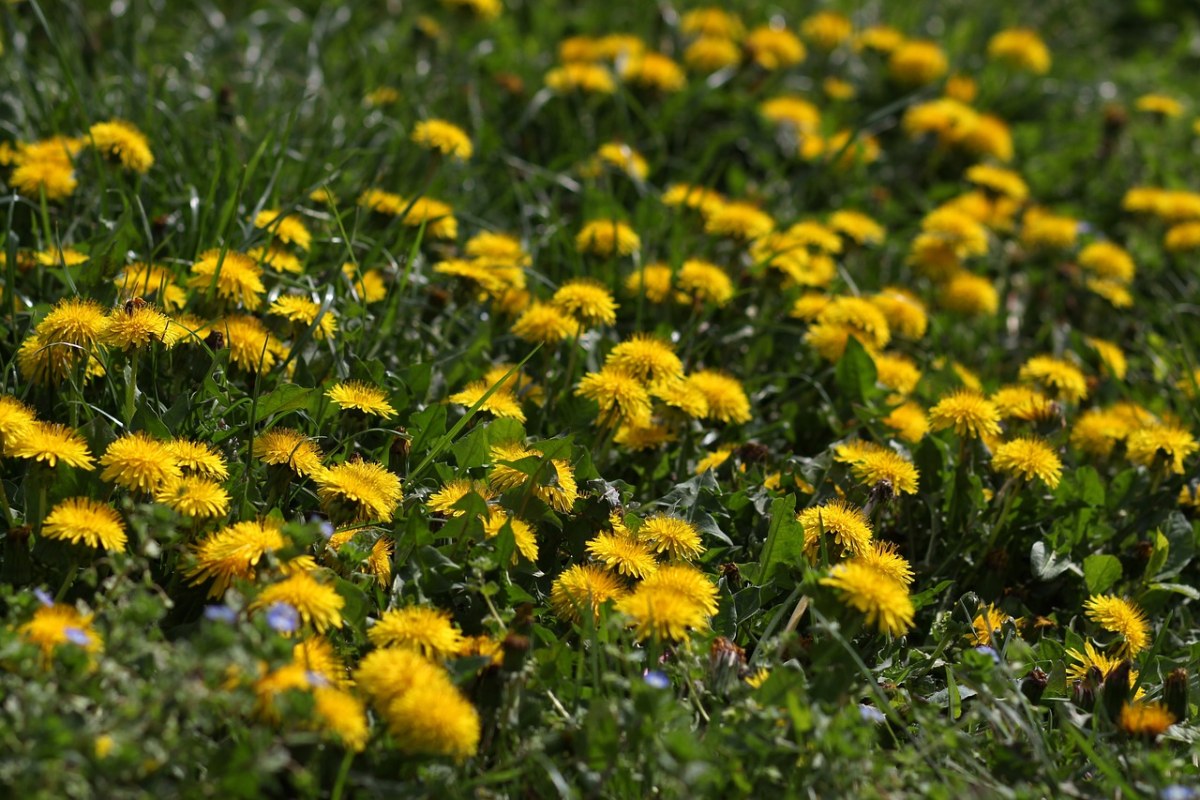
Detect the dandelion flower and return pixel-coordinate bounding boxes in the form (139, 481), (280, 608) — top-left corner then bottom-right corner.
(253, 428), (324, 476)
(640, 564), (718, 615)
(187, 519), (288, 597)
(37, 298), (108, 347)
(316, 460), (403, 523)
(18, 603), (102, 658)
(967, 604), (1014, 647)
(168, 439), (229, 479)
(1084, 595), (1150, 658)
(87, 119), (153, 173)
(857, 541), (914, 587)
(427, 479), (493, 516)
(992, 437), (1062, 489)
(676, 259), (735, 306)
(576, 365), (653, 428)
(10, 158), (77, 200)
(253, 209), (312, 251)
(326, 380), (395, 417)
(1066, 641), (1137, 685)
(368, 606), (464, 660)
(821, 561), (914, 636)
(270, 295), (337, 339)
(510, 301), (578, 344)
(553, 279), (617, 326)
(606, 335), (683, 386)
(625, 263), (674, 303)
(695, 446), (733, 474)
(355, 647), (448, 707)
(1134, 94), (1183, 118)
(889, 40), (948, 85)
(101, 304), (183, 350)
(384, 680), (481, 759)
(576, 220), (640, 257)
(0, 395), (37, 448)
(411, 119), (473, 161)
(545, 62), (616, 94)
(1019, 355), (1088, 403)
(639, 515), (704, 560)
(587, 531), (658, 578)
(843, 444), (920, 495)
(188, 250), (265, 310)
(686, 370), (751, 424)
(1126, 424), (1197, 474)
(987, 28), (1051, 74)
(883, 402), (929, 444)
(155, 475), (231, 519)
(99, 432), (181, 493)
(745, 26), (805, 70)
(215, 315), (286, 372)
(991, 385), (1058, 422)
(940, 273), (999, 316)
(929, 391), (1002, 439)
(615, 582), (709, 641)
(5, 422), (95, 470)
(1119, 702), (1175, 739)
(536, 458), (578, 512)
(799, 500), (873, 560)
(483, 509), (539, 563)
(683, 36), (742, 72)
(621, 52), (686, 92)
(251, 572), (345, 634)
(550, 564), (627, 623)
(448, 381), (526, 422)
(42, 498), (127, 551)
(704, 202), (774, 240)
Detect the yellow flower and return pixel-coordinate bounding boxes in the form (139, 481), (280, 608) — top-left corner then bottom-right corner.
(836, 441), (920, 495)
(448, 381), (526, 422)
(857, 541), (914, 587)
(316, 460), (404, 523)
(695, 445), (734, 474)
(662, 183), (725, 214)
(399, 196), (458, 239)
(576, 219), (640, 256)
(680, 8), (745, 40)
(801, 11), (852, 50)
(640, 564), (718, 615)
(606, 334), (683, 386)
(355, 647), (448, 707)
(4, 421), (95, 469)
(798, 500), (872, 560)
(991, 385), (1058, 422)
(545, 62), (616, 94)
(992, 437), (1063, 489)
(1084, 595), (1150, 658)
(583, 142), (649, 181)
(1021, 209), (1079, 250)
(1165, 221), (1200, 253)
(510, 301), (579, 344)
(683, 36), (741, 73)
(929, 391), (1002, 439)
(940, 272), (998, 316)
(615, 582), (710, 641)
(187, 519), (288, 597)
(188, 250), (265, 310)
(576, 365), (652, 428)
(313, 687), (370, 751)
(115, 263), (186, 310)
(483, 509), (539, 562)
(1084, 337), (1127, 380)
(101, 304), (183, 350)
(587, 531), (658, 578)
(639, 515), (704, 560)
(42, 497), (127, 551)
(253, 209), (312, 251)
(872, 352), (922, 396)
(686, 370), (751, 424)
(368, 605), (464, 660)
(553, 279), (617, 326)
(703, 201), (775, 241)
(883, 402), (929, 444)
(1018, 355), (1088, 403)
(253, 428), (324, 476)
(18, 603), (102, 659)
(1126, 424), (1198, 474)
(821, 561), (914, 636)
(550, 564), (628, 623)
(965, 164), (1030, 202)
(87, 119), (153, 173)
(251, 572), (345, 634)
(411, 119), (473, 161)
(613, 423), (676, 451)
(364, 86), (401, 107)
(214, 315), (287, 372)
(855, 25), (904, 54)
(427, 479), (493, 517)
(0, 395), (37, 448)
(383, 679), (481, 760)
(676, 259), (735, 306)
(1119, 702), (1175, 739)
(888, 40), (948, 85)
(745, 26), (805, 70)
(155, 475), (231, 519)
(830, 210), (886, 247)
(326, 380), (395, 417)
(36, 297), (108, 347)
(967, 604), (1014, 647)
(986, 28), (1051, 74)
(1135, 93), (1184, 118)
(269, 295), (337, 339)
(99, 432), (181, 493)
(10, 157), (77, 200)
(621, 52), (686, 92)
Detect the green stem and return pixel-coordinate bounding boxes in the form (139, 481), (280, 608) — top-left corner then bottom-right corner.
(330, 749), (355, 800)
(124, 353), (139, 427)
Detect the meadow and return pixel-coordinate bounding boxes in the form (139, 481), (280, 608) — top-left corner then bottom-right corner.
(2, 0), (1200, 797)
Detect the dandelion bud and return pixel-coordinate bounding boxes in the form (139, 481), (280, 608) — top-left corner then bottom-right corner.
(1102, 660), (1133, 720)
(1165, 668), (1189, 723)
(1020, 667), (1048, 705)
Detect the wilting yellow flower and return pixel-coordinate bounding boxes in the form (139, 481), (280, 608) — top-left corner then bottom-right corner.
(87, 119), (153, 173)
(100, 432), (182, 493)
(368, 605), (464, 660)
(316, 460), (403, 523)
(987, 28), (1051, 74)
(1084, 595), (1149, 658)
(1126, 424), (1198, 474)
(821, 561), (914, 636)
(326, 380), (395, 417)
(889, 40), (948, 85)
(929, 391), (1002, 439)
(251, 572), (345, 634)
(42, 497), (127, 551)
(254, 428), (324, 476)
(615, 582), (710, 641)
(551, 564), (628, 623)
(412, 119), (473, 161)
(576, 219), (640, 256)
(992, 437), (1063, 489)
(798, 500), (872, 560)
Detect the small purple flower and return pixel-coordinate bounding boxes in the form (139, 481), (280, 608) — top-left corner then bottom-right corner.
(859, 704), (887, 724)
(64, 627), (92, 647)
(1162, 787), (1196, 800)
(974, 646), (1000, 664)
(266, 602), (300, 634)
(310, 516), (335, 540)
(306, 670), (330, 688)
(204, 605), (237, 624)
(643, 670), (670, 689)
(34, 588), (55, 608)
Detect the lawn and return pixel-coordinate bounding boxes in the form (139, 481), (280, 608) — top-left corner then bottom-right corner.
(2, 1), (1200, 797)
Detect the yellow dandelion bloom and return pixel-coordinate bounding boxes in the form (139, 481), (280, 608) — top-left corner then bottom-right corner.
(745, 26), (805, 70)
(427, 479), (493, 516)
(510, 301), (578, 344)
(987, 28), (1051, 74)
(155, 475), (231, 519)
(1084, 595), (1150, 658)
(383, 679), (481, 760)
(992, 437), (1063, 489)
(187, 519), (287, 597)
(1119, 702), (1175, 739)
(448, 381), (525, 422)
(10, 157), (77, 200)
(188, 250), (265, 310)
(613, 423), (676, 451)
(991, 385), (1058, 422)
(87, 119), (153, 173)
(316, 460), (403, 523)
(1135, 94), (1183, 118)
(883, 402), (929, 444)
(215, 315), (287, 373)
(840, 442), (920, 495)
(624, 263), (673, 303)
(553, 279), (617, 326)
(929, 391), (1002, 439)
(889, 40), (948, 85)
(101, 304), (183, 350)
(606, 334), (683, 386)
(550, 564), (627, 623)
(269, 295), (338, 339)
(253, 209), (312, 251)
(4, 421), (95, 469)
(483, 509), (539, 563)
(799, 500), (873, 560)
(621, 51), (686, 93)
(695, 445), (734, 474)
(821, 561), (914, 636)
(967, 604), (1014, 647)
(615, 582), (709, 641)
(640, 564), (718, 615)
(683, 36), (741, 72)
(0, 395), (37, 448)
(576, 219), (640, 257)
(587, 531), (658, 578)
(251, 572), (345, 634)
(802, 11), (852, 50)
(355, 647), (448, 708)
(411, 119), (472, 161)
(940, 272), (999, 316)
(1018, 355), (1088, 404)
(42, 497), (127, 551)
(99, 432), (181, 493)
(545, 62), (616, 94)
(254, 428), (324, 476)
(576, 365), (653, 428)
(857, 541), (914, 587)
(18, 603), (102, 659)
(704, 201), (774, 241)
(326, 380), (396, 417)
(1126, 424), (1197, 475)
(368, 605), (464, 660)
(873, 353), (922, 396)
(639, 515), (704, 560)
(686, 370), (751, 424)
(1084, 337), (1127, 381)
(676, 259), (735, 307)
(36, 297), (108, 347)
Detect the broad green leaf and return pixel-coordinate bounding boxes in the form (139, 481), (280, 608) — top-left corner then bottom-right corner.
(1082, 554), (1122, 595)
